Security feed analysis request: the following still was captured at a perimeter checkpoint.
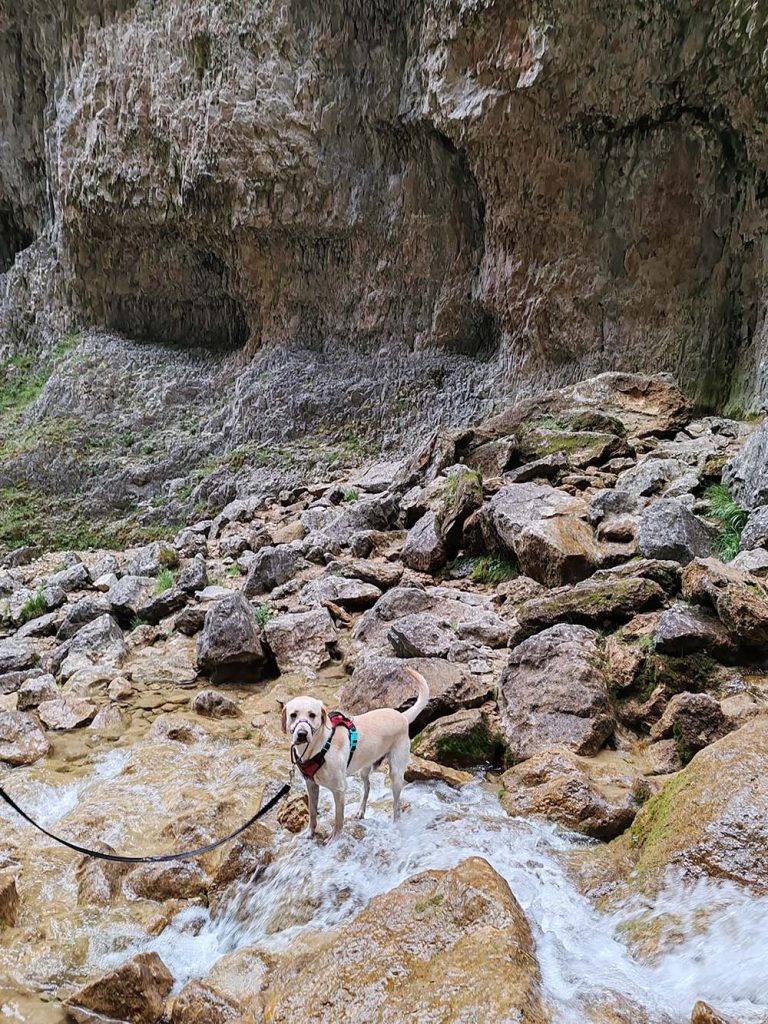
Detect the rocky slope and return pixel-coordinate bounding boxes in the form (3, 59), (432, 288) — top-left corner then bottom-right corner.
(0, 371), (767, 1022)
(4, 1), (768, 548)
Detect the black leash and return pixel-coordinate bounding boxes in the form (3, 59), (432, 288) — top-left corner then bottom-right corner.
(0, 782), (291, 864)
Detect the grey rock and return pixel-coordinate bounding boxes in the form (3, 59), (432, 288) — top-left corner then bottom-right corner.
(88, 555), (120, 580)
(638, 499), (717, 564)
(731, 548), (768, 577)
(0, 668), (44, 696)
(46, 563), (91, 593)
(455, 610), (510, 648)
(388, 614), (454, 659)
(243, 545), (306, 597)
(176, 555), (208, 594)
(16, 611), (60, 639)
(196, 594), (267, 683)
(723, 418), (768, 509)
(191, 689), (241, 719)
(325, 558), (403, 590)
(107, 575), (153, 626)
(504, 451), (569, 484)
(93, 573), (119, 592)
(741, 506), (768, 551)
(615, 457), (691, 497)
(60, 615), (127, 679)
(0, 546), (40, 569)
(353, 585), (434, 643)
(137, 586), (187, 625)
(588, 488), (641, 525)
(401, 511), (447, 573)
(262, 609), (337, 673)
(127, 542), (178, 577)
(17, 673), (59, 711)
(173, 528), (208, 559)
(57, 597), (111, 641)
(0, 711), (50, 765)
(654, 603), (734, 658)
(499, 624), (615, 761)
(299, 576), (382, 611)
(174, 606), (208, 636)
(340, 655), (494, 730)
(0, 640), (37, 675)
(479, 483), (587, 553)
(354, 462), (403, 493)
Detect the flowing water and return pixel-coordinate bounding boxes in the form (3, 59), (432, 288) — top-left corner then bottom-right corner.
(2, 739), (768, 1024)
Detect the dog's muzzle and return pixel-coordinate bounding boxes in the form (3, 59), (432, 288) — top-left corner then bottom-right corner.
(291, 720), (313, 746)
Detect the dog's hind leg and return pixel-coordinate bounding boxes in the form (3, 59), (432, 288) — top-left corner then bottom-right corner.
(354, 767), (371, 819)
(330, 786), (346, 839)
(389, 736), (410, 821)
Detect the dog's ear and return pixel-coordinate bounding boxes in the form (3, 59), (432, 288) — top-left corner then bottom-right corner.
(321, 705), (328, 728)
(280, 705), (288, 735)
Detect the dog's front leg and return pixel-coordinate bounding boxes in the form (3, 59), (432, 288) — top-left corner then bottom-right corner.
(305, 777), (320, 837)
(330, 786), (346, 840)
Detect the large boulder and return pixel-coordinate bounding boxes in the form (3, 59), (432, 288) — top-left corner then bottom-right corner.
(56, 596), (111, 641)
(59, 614), (127, 679)
(340, 656), (493, 730)
(499, 625), (614, 761)
(411, 708), (504, 767)
(479, 482), (585, 551)
(500, 748), (640, 840)
(653, 603), (734, 658)
(107, 575), (154, 627)
(715, 584), (768, 646)
(262, 609), (337, 672)
(126, 862), (209, 902)
(723, 416), (768, 509)
(615, 457), (694, 497)
(170, 981), (242, 1024)
(353, 585), (435, 644)
(37, 697), (97, 730)
(401, 511), (447, 573)
(262, 858), (546, 1024)
(388, 613), (454, 659)
(516, 577), (664, 632)
(739, 505), (768, 550)
(601, 717), (768, 893)
(299, 575), (381, 611)
(0, 711), (50, 765)
(637, 499), (717, 564)
(126, 541), (179, 577)
(243, 545), (305, 596)
(649, 692), (729, 754)
(0, 639), (37, 674)
(196, 594), (267, 683)
(65, 952), (174, 1024)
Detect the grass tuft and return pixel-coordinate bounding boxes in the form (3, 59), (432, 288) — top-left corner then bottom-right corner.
(470, 555), (519, 584)
(705, 483), (747, 561)
(18, 589), (48, 624)
(341, 487), (360, 503)
(253, 603), (272, 628)
(154, 568), (175, 594)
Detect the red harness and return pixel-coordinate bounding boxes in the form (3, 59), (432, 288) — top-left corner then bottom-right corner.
(292, 711), (359, 781)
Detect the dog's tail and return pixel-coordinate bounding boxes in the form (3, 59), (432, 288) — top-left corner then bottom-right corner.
(402, 667), (430, 724)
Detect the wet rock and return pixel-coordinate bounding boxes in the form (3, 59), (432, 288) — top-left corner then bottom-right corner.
(690, 1001), (736, 1024)
(653, 603), (734, 658)
(170, 980), (242, 1024)
(191, 689), (240, 719)
(405, 754), (473, 788)
(0, 871), (19, 926)
(108, 676), (132, 700)
(401, 511), (447, 573)
(126, 862), (209, 902)
(176, 555), (209, 595)
(212, 825), (273, 890)
(412, 708), (503, 767)
(637, 499), (717, 564)
(501, 748), (639, 840)
(263, 857), (545, 1024)
(0, 640), (37, 674)
(277, 793), (309, 833)
(37, 697), (96, 729)
(388, 613), (454, 659)
(715, 583), (768, 646)
(681, 557), (746, 607)
(127, 542), (179, 577)
(262, 609), (337, 673)
(601, 717), (768, 894)
(89, 705), (124, 731)
(299, 575), (381, 611)
(196, 594), (267, 683)
(0, 711), (50, 764)
(340, 656), (493, 729)
(56, 597), (112, 641)
(60, 614), (127, 679)
(499, 625), (614, 761)
(243, 544), (305, 596)
(604, 634), (644, 693)
(65, 951), (174, 1024)
(76, 843), (131, 907)
(723, 417), (768, 509)
(108, 575), (154, 626)
(649, 692), (729, 752)
(730, 547), (768, 577)
(150, 714), (209, 745)
(644, 739), (682, 776)
(174, 606), (208, 637)
(516, 577), (664, 632)
(16, 673), (58, 710)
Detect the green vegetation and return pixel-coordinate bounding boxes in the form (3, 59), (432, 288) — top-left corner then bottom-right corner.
(341, 487), (360, 503)
(154, 568), (175, 593)
(415, 893), (445, 913)
(469, 554), (519, 584)
(253, 603), (272, 628)
(412, 719), (506, 767)
(17, 589), (48, 625)
(672, 722), (694, 766)
(637, 652), (718, 701)
(705, 483), (747, 561)
(129, 615), (148, 631)
(227, 563), (243, 577)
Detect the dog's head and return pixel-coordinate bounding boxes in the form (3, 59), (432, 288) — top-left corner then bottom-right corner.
(280, 695), (328, 749)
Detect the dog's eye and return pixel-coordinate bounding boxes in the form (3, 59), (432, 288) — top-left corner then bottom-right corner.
(289, 712), (297, 719)
(309, 712), (316, 719)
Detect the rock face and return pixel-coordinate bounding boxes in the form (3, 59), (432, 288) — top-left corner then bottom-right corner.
(262, 858), (546, 1024)
(65, 952), (174, 1024)
(637, 500), (716, 564)
(0, 711), (50, 765)
(499, 625), (615, 761)
(262, 609), (337, 672)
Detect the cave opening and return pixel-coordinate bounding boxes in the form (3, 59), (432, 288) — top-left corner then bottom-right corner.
(0, 206), (34, 272)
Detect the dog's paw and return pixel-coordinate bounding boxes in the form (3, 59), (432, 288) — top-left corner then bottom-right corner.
(353, 808), (366, 820)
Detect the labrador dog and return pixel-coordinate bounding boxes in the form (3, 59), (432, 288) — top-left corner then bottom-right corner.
(281, 667), (429, 840)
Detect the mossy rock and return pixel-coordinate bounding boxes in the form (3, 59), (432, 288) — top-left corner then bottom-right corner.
(412, 708), (506, 768)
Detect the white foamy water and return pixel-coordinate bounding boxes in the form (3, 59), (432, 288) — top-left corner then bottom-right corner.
(93, 773), (768, 1023)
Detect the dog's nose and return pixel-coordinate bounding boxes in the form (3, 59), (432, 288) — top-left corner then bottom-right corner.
(295, 729), (309, 743)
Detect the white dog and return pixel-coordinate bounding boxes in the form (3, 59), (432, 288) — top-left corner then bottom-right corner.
(281, 667), (429, 840)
